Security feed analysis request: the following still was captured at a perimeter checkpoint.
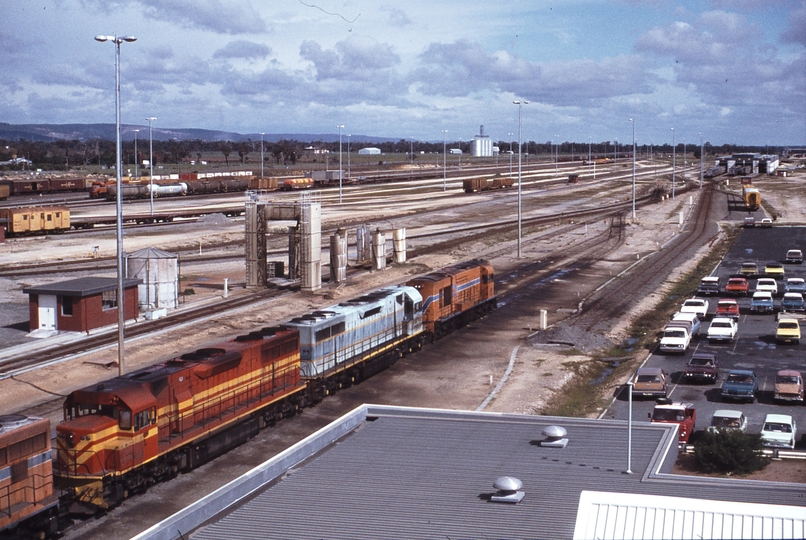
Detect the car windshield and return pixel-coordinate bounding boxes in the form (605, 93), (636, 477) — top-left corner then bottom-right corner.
(664, 329), (686, 338)
(712, 322), (731, 328)
(728, 279), (745, 284)
(777, 376), (801, 384)
(636, 375), (660, 383)
(718, 302), (735, 308)
(683, 300), (701, 306)
(653, 409), (685, 421)
(727, 374), (753, 383)
(712, 416), (742, 428)
(763, 423), (792, 433)
(779, 322), (799, 330)
(689, 357), (713, 366)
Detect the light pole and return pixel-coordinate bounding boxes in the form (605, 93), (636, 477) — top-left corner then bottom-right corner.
(671, 127), (676, 200)
(588, 136), (591, 163)
(626, 380), (634, 474)
(338, 125), (344, 203)
(514, 100), (529, 258)
(95, 33), (136, 377)
(629, 118), (636, 220)
(133, 129), (139, 179)
(409, 138), (413, 181)
(699, 133), (704, 189)
(347, 134), (351, 180)
(614, 138), (618, 164)
(508, 132), (513, 178)
(554, 135), (559, 176)
(683, 138), (687, 171)
(146, 117), (156, 216)
(260, 132), (264, 178)
(442, 130), (448, 191)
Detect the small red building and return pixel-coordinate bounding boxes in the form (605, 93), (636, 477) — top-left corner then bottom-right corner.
(23, 277), (141, 334)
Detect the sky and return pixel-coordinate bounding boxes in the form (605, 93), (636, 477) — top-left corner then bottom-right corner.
(2, 0), (804, 146)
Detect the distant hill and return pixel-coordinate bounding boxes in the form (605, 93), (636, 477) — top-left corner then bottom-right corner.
(0, 123), (398, 144)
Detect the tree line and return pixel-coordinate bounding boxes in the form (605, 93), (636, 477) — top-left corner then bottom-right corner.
(0, 136), (773, 172)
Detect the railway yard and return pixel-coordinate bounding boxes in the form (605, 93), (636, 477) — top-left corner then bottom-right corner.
(1, 158), (805, 539)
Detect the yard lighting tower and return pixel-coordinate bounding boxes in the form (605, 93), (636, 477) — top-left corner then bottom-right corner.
(508, 132), (513, 178)
(260, 132), (265, 178)
(671, 127), (676, 200)
(442, 130), (448, 191)
(514, 100), (529, 258)
(629, 118), (636, 220)
(146, 117), (156, 215)
(133, 129), (139, 179)
(347, 134), (351, 180)
(626, 380), (634, 474)
(554, 135), (559, 176)
(409, 138), (414, 180)
(95, 33), (137, 376)
(338, 125), (344, 203)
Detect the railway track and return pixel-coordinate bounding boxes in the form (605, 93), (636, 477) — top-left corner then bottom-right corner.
(0, 287), (290, 379)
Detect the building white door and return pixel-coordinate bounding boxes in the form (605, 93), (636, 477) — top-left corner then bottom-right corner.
(38, 295), (57, 330)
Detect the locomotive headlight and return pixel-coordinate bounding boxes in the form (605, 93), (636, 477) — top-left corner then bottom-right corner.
(67, 433), (76, 447)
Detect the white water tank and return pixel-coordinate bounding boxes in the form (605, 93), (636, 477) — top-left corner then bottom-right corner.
(126, 247), (179, 310)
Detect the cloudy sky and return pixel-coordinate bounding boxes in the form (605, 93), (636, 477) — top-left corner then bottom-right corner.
(2, 0), (804, 146)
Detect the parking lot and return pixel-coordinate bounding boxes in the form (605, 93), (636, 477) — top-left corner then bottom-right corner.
(604, 225), (806, 448)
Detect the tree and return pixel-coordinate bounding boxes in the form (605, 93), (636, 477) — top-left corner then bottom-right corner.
(220, 142), (232, 166)
(694, 429), (769, 475)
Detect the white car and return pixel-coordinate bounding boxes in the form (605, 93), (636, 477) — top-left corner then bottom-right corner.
(659, 325), (691, 353)
(680, 298), (709, 319)
(708, 410), (748, 433)
(756, 278), (778, 295)
(760, 414), (797, 449)
(707, 317), (738, 342)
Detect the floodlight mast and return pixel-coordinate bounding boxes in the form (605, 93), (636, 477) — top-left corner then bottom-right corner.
(513, 100), (529, 258)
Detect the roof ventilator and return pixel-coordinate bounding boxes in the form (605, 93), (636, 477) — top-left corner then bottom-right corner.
(491, 476), (524, 504)
(540, 425), (569, 448)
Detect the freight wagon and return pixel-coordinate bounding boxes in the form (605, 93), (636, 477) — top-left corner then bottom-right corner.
(462, 176), (514, 193)
(0, 183), (9, 200)
(0, 206), (70, 236)
(0, 177), (94, 196)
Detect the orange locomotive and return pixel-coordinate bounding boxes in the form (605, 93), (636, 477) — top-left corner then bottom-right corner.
(0, 415), (59, 538)
(55, 327), (304, 509)
(406, 259), (496, 340)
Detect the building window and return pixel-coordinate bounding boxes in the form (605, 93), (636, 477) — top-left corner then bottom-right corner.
(102, 289), (118, 310)
(61, 296), (73, 316)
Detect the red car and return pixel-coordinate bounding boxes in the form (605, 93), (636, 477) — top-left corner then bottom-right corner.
(715, 298), (740, 319)
(725, 277), (749, 296)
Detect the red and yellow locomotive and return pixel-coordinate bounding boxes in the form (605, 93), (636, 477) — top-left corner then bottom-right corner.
(406, 259), (496, 340)
(55, 327), (304, 509)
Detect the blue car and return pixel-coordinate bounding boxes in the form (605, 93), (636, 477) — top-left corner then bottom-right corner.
(785, 278), (806, 294)
(721, 370), (759, 403)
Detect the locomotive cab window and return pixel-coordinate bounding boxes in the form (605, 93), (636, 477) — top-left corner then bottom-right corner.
(119, 409), (132, 430)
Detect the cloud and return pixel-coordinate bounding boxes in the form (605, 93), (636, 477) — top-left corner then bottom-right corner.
(80, 0), (267, 34)
(213, 40), (272, 60)
(781, 2), (806, 46)
(381, 6), (413, 27)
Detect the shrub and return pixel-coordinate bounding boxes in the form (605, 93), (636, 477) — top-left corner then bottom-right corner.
(694, 429), (769, 475)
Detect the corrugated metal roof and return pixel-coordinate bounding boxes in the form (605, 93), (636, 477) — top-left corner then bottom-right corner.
(22, 276), (142, 297)
(128, 247), (178, 259)
(137, 406), (806, 540)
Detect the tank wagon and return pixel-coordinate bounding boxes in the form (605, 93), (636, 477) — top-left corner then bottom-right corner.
(281, 177), (314, 190)
(406, 259), (496, 340)
(0, 206), (70, 236)
(462, 176), (514, 193)
(0, 415), (59, 539)
(51, 261), (495, 514)
(742, 185), (761, 211)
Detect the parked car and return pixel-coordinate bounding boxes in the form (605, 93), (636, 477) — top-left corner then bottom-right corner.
(707, 317), (738, 342)
(781, 292), (805, 312)
(680, 298), (709, 319)
(721, 370), (759, 403)
(785, 249), (803, 264)
(775, 318), (801, 344)
(715, 299), (740, 319)
(755, 278), (778, 295)
(725, 277), (749, 296)
(764, 261), (785, 277)
(749, 291), (774, 313)
(670, 312), (701, 335)
(684, 353), (719, 383)
(708, 410), (748, 433)
(740, 262), (758, 276)
(696, 276), (720, 296)
(632, 368), (668, 398)
(760, 414), (797, 449)
(659, 325), (692, 353)
(774, 370), (804, 403)
(785, 277), (806, 294)
(649, 401), (696, 443)
(743, 216), (756, 228)
(759, 217), (774, 227)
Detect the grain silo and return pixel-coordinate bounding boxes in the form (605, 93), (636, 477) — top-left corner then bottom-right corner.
(126, 247), (179, 313)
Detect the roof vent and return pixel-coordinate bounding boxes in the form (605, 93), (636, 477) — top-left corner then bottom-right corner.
(0, 414), (29, 430)
(491, 476), (524, 504)
(540, 425), (569, 448)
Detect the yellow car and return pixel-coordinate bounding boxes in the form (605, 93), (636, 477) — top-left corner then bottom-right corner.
(740, 262), (758, 276)
(776, 318), (801, 344)
(765, 261), (785, 277)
